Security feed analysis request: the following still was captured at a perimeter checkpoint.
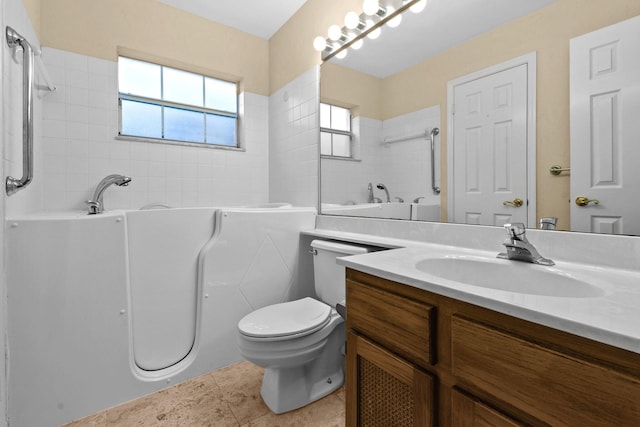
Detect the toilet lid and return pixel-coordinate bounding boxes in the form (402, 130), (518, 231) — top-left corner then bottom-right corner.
(238, 297), (332, 339)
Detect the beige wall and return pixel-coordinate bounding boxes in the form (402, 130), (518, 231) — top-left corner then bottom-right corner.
(269, 0), (361, 94)
(35, 0), (269, 95)
(28, 0), (363, 95)
(22, 0), (40, 37)
(320, 0), (640, 230)
(321, 62), (383, 119)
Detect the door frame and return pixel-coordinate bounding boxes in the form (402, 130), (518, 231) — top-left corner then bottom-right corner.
(446, 52), (537, 228)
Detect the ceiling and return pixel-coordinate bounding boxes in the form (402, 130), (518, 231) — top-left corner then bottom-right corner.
(155, 0), (309, 39)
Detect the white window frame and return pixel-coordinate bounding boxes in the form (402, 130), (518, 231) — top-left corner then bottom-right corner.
(117, 56), (240, 149)
(320, 102), (353, 159)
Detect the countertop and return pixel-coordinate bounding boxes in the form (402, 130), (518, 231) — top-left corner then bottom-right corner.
(304, 228), (640, 354)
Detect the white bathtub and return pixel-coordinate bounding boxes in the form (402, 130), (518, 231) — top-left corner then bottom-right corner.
(6, 206), (316, 427)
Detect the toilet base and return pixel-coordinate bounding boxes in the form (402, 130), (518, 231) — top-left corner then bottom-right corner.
(259, 325), (345, 414)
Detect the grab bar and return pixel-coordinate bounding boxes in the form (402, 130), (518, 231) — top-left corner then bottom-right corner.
(430, 128), (440, 194)
(383, 130), (428, 144)
(5, 26), (35, 196)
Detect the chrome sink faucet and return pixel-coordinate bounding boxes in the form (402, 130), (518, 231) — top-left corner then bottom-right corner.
(497, 223), (555, 266)
(86, 174), (132, 215)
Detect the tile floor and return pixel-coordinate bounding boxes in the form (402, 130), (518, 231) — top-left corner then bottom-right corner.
(62, 361), (346, 427)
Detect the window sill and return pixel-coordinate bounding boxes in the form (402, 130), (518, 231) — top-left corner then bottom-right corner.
(116, 134), (246, 152)
(321, 155), (361, 162)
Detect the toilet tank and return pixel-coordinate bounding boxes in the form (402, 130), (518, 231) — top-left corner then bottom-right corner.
(310, 240), (372, 307)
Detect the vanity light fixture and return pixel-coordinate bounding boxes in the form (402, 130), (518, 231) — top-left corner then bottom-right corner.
(314, 0), (427, 61)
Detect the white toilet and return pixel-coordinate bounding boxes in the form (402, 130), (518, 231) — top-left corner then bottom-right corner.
(237, 239), (371, 414)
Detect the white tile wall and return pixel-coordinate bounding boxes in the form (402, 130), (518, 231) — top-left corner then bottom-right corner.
(381, 105), (441, 204)
(1, 0), (42, 425)
(269, 66), (319, 208)
(39, 48), (270, 212)
(321, 117), (380, 204)
(321, 105), (441, 206)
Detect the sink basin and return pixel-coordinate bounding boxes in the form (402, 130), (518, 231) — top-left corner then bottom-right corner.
(414, 256), (606, 298)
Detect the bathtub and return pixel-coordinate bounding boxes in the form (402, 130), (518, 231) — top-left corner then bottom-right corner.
(6, 206), (316, 427)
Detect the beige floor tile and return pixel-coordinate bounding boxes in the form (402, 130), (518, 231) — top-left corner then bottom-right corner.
(242, 393), (345, 427)
(106, 373), (238, 426)
(212, 361), (271, 424)
(59, 361), (347, 427)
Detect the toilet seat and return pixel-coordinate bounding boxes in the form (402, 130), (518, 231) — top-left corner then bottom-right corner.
(238, 297), (332, 339)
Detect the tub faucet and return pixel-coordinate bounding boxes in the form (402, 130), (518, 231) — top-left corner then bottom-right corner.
(376, 183), (390, 203)
(497, 223), (554, 266)
(87, 174), (132, 215)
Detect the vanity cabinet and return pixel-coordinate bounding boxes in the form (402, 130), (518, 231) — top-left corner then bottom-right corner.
(345, 269), (640, 427)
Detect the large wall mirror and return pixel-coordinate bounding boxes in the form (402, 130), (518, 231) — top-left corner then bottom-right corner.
(319, 0), (640, 236)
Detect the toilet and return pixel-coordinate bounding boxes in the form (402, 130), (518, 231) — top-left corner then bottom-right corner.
(237, 239), (371, 414)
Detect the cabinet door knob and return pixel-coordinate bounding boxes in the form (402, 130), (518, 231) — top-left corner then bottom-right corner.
(503, 198), (524, 207)
(575, 196), (600, 207)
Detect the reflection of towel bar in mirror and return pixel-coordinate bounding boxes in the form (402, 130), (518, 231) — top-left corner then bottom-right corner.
(383, 129), (429, 144)
(382, 127), (440, 194)
(549, 165), (571, 175)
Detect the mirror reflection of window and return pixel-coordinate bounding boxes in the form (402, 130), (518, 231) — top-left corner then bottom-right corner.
(320, 103), (352, 158)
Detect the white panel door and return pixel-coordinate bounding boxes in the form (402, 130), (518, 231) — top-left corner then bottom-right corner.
(451, 64), (529, 226)
(570, 15), (640, 235)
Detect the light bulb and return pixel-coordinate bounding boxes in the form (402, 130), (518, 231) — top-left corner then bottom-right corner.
(345, 11), (361, 29)
(328, 24), (342, 41)
(367, 26), (381, 39)
(362, 0), (379, 16)
(351, 39), (364, 50)
(313, 36), (327, 52)
(409, 0), (427, 13)
(386, 6), (402, 27)
(336, 49), (347, 59)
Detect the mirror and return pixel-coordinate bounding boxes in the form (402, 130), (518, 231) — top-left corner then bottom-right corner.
(319, 0), (640, 235)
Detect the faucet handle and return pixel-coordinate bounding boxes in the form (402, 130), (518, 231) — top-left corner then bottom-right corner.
(86, 200), (101, 215)
(504, 223), (526, 239)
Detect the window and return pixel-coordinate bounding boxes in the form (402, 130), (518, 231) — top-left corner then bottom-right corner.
(320, 103), (352, 158)
(118, 57), (238, 147)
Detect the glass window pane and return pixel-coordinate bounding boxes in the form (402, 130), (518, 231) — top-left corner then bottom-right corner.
(164, 107), (205, 143)
(331, 105), (350, 132)
(119, 57), (161, 98)
(205, 78), (237, 113)
(121, 99), (162, 139)
(320, 103), (331, 129)
(332, 134), (351, 157)
(163, 67), (204, 107)
(206, 114), (237, 146)
(320, 132), (332, 156)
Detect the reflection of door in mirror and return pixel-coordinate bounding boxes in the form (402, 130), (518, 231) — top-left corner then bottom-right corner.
(570, 14), (640, 235)
(448, 55), (534, 228)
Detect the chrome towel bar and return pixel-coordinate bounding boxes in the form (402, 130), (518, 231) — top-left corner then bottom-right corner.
(5, 26), (34, 196)
(430, 128), (440, 194)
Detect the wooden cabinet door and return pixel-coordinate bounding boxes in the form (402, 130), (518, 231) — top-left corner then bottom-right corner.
(452, 388), (525, 427)
(346, 331), (435, 427)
